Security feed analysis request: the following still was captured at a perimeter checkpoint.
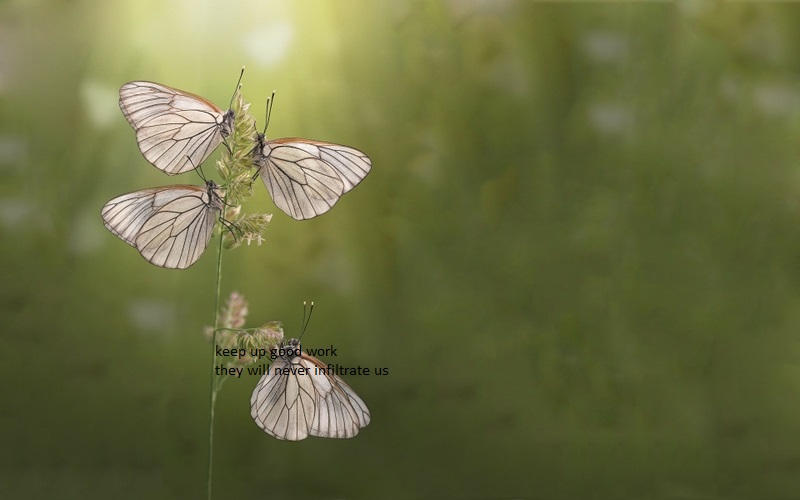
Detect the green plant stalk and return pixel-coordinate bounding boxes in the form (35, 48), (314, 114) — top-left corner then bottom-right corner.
(204, 89), (263, 499)
(207, 217), (225, 500)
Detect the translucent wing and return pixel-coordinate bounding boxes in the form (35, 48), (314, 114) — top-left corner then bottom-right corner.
(303, 354), (371, 439)
(119, 81), (231, 175)
(101, 187), (171, 246)
(258, 137), (371, 220)
(250, 356), (318, 441)
(101, 185), (220, 269)
(250, 352), (370, 440)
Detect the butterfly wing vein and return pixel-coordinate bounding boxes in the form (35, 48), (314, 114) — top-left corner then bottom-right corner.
(259, 140), (372, 220)
(250, 354), (370, 440)
(119, 81), (226, 175)
(101, 186), (219, 269)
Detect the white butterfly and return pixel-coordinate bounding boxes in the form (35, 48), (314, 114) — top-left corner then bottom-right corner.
(250, 338), (371, 440)
(252, 95), (372, 220)
(101, 181), (224, 269)
(118, 75), (240, 175)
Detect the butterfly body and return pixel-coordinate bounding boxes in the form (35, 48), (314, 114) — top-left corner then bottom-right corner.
(252, 132), (372, 220)
(250, 338), (370, 440)
(217, 109), (235, 136)
(101, 180), (224, 269)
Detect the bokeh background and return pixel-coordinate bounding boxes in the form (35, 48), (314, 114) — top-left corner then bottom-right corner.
(3, 0), (800, 498)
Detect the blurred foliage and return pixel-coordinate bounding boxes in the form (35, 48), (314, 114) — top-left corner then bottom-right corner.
(4, 0), (800, 499)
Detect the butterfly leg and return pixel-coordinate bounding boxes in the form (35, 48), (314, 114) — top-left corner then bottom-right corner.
(250, 163), (263, 183)
(218, 217), (242, 242)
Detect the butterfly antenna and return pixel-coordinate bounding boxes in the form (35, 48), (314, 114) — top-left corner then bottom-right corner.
(299, 301), (307, 338)
(228, 66), (245, 109)
(262, 90), (276, 136)
(298, 300), (315, 342)
(261, 93), (274, 135)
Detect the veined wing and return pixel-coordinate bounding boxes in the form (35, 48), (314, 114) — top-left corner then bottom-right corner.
(250, 356), (319, 441)
(119, 81), (228, 175)
(101, 185), (220, 269)
(259, 138), (371, 220)
(302, 353), (371, 439)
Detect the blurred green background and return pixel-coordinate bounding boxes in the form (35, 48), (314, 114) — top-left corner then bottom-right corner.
(3, 0), (800, 498)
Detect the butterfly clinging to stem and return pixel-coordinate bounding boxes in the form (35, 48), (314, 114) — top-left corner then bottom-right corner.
(251, 92), (373, 220)
(118, 69), (244, 175)
(250, 301), (371, 440)
(100, 170), (228, 269)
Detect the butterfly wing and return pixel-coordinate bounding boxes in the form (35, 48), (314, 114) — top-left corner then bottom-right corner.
(250, 352), (370, 440)
(250, 356), (319, 441)
(101, 185), (220, 269)
(119, 81), (229, 175)
(101, 187), (169, 246)
(302, 354), (371, 439)
(312, 377), (371, 438)
(258, 138), (371, 220)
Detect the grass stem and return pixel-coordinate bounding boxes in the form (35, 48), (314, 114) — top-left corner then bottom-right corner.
(207, 219), (225, 500)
